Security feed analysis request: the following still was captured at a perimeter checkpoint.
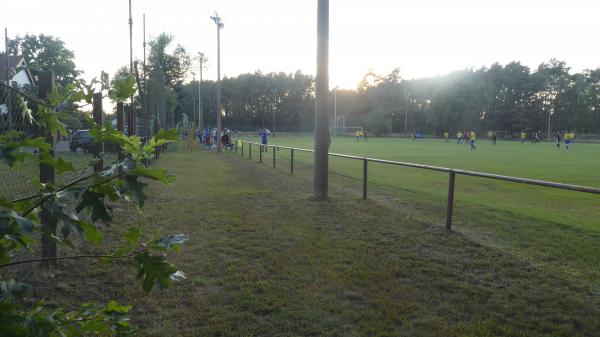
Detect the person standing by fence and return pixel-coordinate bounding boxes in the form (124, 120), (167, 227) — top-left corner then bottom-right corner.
(261, 128), (268, 152)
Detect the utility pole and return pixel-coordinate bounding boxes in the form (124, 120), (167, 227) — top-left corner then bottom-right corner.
(128, 0), (135, 136)
(333, 86), (338, 136)
(314, 0), (329, 200)
(547, 109), (552, 140)
(198, 52), (205, 131)
(143, 14), (148, 137)
(5, 27), (11, 130)
(404, 92), (409, 135)
(211, 12), (224, 151)
(3, 28), (8, 83)
(192, 73), (196, 125)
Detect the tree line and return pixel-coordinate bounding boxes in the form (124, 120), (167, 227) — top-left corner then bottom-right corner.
(178, 60), (600, 137)
(7, 34), (600, 137)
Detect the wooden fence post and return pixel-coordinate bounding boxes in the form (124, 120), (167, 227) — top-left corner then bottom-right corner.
(291, 149), (294, 174)
(259, 145), (263, 163)
(249, 143), (252, 160)
(92, 92), (104, 173)
(446, 170), (456, 231)
(241, 141), (244, 156)
(363, 158), (368, 200)
(38, 71), (56, 265)
(273, 146), (276, 168)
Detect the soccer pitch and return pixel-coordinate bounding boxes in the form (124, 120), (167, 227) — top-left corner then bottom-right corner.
(238, 134), (600, 233)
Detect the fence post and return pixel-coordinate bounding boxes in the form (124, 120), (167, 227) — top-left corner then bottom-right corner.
(363, 158), (368, 199)
(38, 71), (56, 265)
(446, 170), (456, 231)
(259, 145), (263, 163)
(273, 146), (276, 168)
(249, 143), (252, 160)
(92, 92), (104, 173)
(291, 149), (294, 174)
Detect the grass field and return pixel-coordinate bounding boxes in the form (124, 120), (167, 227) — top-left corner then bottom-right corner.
(14, 148), (600, 336)
(238, 135), (600, 231)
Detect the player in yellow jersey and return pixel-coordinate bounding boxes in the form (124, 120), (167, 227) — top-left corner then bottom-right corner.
(565, 131), (574, 149)
(457, 131), (463, 144)
(469, 131), (476, 150)
(443, 131), (449, 142)
(520, 131), (526, 144)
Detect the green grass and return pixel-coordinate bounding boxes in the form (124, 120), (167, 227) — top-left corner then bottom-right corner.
(239, 135), (600, 233)
(13, 147), (600, 336)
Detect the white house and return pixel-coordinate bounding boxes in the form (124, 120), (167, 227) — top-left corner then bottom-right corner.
(0, 53), (35, 87)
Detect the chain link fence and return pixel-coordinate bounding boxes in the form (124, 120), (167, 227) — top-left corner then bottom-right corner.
(0, 82), (119, 201)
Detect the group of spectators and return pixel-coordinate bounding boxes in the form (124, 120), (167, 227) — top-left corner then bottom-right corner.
(195, 127), (235, 150)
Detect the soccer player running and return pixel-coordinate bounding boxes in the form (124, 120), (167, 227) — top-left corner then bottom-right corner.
(444, 131), (449, 142)
(555, 131), (561, 148)
(491, 132), (497, 145)
(565, 131), (574, 150)
(469, 130), (476, 150)
(457, 131), (463, 144)
(520, 131), (526, 144)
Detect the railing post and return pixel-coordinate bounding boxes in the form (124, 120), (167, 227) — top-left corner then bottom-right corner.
(249, 143), (252, 160)
(273, 146), (276, 168)
(291, 149), (294, 174)
(38, 71), (57, 266)
(363, 158), (368, 199)
(92, 92), (104, 173)
(259, 144), (263, 163)
(446, 170), (456, 231)
(241, 141), (244, 157)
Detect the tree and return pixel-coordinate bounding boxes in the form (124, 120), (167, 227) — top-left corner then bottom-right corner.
(0, 78), (186, 335)
(362, 108), (392, 136)
(8, 34), (80, 84)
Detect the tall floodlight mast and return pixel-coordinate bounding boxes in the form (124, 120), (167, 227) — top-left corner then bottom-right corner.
(198, 52), (206, 131)
(210, 12), (224, 152)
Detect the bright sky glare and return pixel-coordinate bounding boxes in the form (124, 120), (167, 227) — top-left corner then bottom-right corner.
(2, 0), (600, 89)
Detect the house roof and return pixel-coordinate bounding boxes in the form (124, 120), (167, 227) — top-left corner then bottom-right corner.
(0, 53), (26, 82)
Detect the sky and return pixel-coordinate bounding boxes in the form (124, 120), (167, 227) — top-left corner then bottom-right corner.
(2, 0), (600, 90)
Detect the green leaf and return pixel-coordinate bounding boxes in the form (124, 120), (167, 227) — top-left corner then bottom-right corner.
(0, 279), (31, 302)
(106, 301), (132, 314)
(75, 190), (112, 223)
(0, 132), (51, 168)
(124, 227), (140, 246)
(78, 221), (104, 247)
(120, 176), (147, 208)
(43, 202), (102, 245)
(134, 251), (183, 292)
(108, 75), (137, 103)
(39, 154), (76, 175)
(130, 167), (175, 184)
(0, 207), (39, 251)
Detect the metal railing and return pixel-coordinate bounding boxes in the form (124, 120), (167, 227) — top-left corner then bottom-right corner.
(236, 140), (600, 230)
